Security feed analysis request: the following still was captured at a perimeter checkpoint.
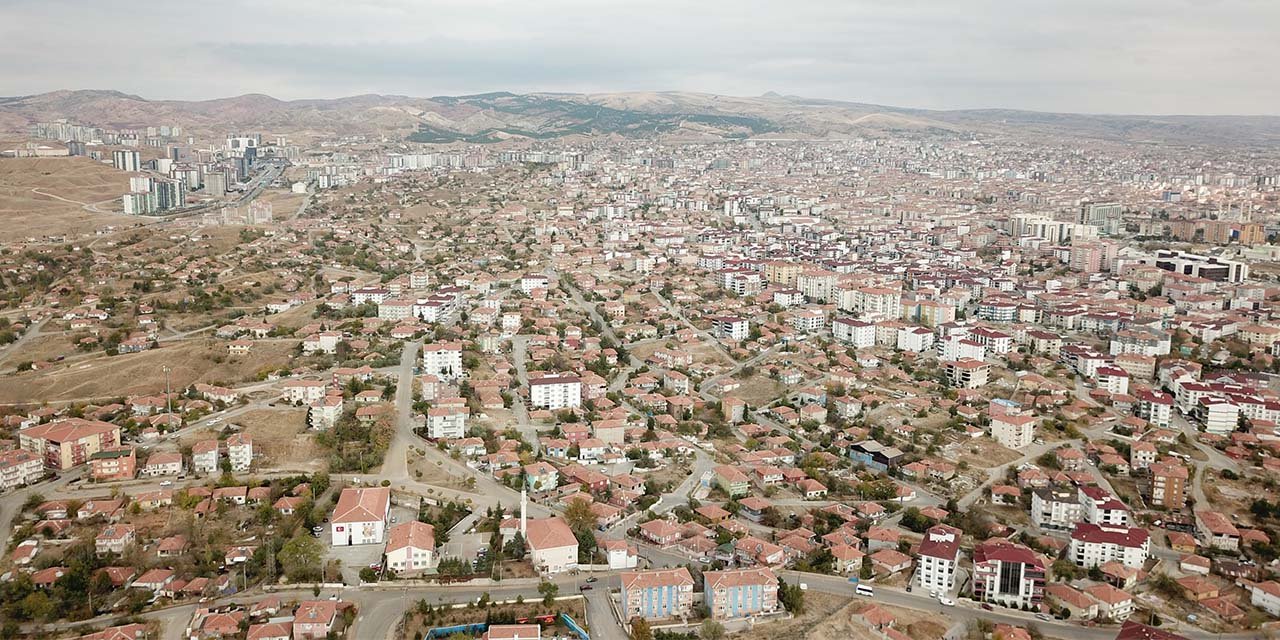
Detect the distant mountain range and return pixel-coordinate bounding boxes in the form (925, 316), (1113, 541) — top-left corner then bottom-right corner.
(2, 89), (1279, 146)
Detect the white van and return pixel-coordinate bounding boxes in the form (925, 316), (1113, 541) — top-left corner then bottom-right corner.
(855, 584), (875, 597)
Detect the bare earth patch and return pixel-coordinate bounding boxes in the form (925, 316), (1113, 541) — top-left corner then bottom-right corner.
(0, 339), (297, 404)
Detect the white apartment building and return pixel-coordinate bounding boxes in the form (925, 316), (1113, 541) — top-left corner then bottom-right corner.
(990, 414), (1036, 450)
(282, 380), (328, 404)
(529, 374), (582, 410)
(1069, 523), (1150, 569)
(833, 317), (876, 349)
(421, 341), (464, 381)
(0, 450), (44, 490)
(425, 406), (467, 440)
(916, 524), (962, 594)
(226, 434), (252, 472)
(897, 326), (936, 353)
(308, 396), (344, 430)
(1032, 487), (1084, 530)
(712, 316), (750, 341)
(520, 274), (550, 295)
(191, 440), (219, 475)
(939, 336), (986, 362)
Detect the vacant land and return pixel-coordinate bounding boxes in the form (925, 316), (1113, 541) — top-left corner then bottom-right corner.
(0, 157), (138, 241)
(734, 376), (786, 406)
(802, 599), (950, 640)
(954, 438), (1023, 469)
(235, 407), (319, 471)
(0, 338), (296, 404)
(736, 592), (851, 640)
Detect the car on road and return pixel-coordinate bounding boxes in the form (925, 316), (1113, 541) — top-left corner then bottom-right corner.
(938, 597), (955, 607)
(328, 594), (339, 601)
(159, 480), (172, 487)
(580, 584), (592, 591)
(980, 603), (992, 611)
(585, 577), (597, 583)
(1035, 613), (1051, 621)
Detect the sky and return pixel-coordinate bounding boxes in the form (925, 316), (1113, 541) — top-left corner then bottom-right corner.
(1, 0), (1278, 115)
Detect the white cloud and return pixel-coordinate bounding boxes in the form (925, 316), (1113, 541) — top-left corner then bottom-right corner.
(0, 0), (1276, 114)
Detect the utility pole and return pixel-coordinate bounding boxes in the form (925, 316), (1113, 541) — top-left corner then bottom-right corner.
(163, 365), (172, 414)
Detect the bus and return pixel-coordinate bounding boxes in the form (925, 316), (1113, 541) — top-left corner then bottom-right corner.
(855, 584), (875, 597)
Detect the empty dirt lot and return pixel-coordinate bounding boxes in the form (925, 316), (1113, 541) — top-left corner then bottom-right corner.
(0, 338), (297, 404)
(0, 156), (140, 241)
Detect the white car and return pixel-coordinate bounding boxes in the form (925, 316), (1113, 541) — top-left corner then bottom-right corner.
(159, 480), (172, 487)
(939, 597), (956, 607)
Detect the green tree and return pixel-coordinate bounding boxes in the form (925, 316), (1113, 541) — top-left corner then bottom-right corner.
(700, 619), (725, 640)
(538, 580), (559, 606)
(279, 535), (324, 582)
(777, 577), (805, 614)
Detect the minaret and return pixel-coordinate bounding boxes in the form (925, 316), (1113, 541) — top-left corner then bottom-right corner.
(520, 487), (528, 537)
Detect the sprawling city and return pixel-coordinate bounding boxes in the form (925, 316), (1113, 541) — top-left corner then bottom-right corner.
(2, 3), (1280, 640)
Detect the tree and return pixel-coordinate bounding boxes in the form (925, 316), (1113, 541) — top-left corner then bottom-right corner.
(777, 577), (805, 614)
(279, 535), (324, 582)
(538, 580), (559, 606)
(564, 498), (599, 532)
(359, 567), (378, 583)
(700, 619), (725, 640)
(631, 617), (654, 640)
(504, 531), (527, 560)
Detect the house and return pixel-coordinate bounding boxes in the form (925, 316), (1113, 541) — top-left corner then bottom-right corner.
(703, 567), (780, 620)
(141, 451), (183, 477)
(524, 461), (559, 493)
(88, 446), (136, 481)
(331, 487), (391, 546)
(247, 622), (293, 640)
(1244, 580), (1280, 617)
(1196, 510), (1240, 551)
(602, 538), (639, 570)
(1115, 621), (1189, 640)
(131, 568), (175, 594)
(871, 549), (912, 575)
(384, 521), (436, 574)
(95, 524), (136, 556)
(1045, 583), (1099, 620)
(639, 519), (683, 546)
(713, 465), (749, 498)
(293, 600), (341, 639)
(78, 623), (152, 640)
(848, 440), (904, 472)
(1084, 583), (1134, 621)
(620, 567), (695, 621)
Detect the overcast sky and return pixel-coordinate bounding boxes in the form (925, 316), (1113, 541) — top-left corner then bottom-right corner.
(1, 0), (1277, 115)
